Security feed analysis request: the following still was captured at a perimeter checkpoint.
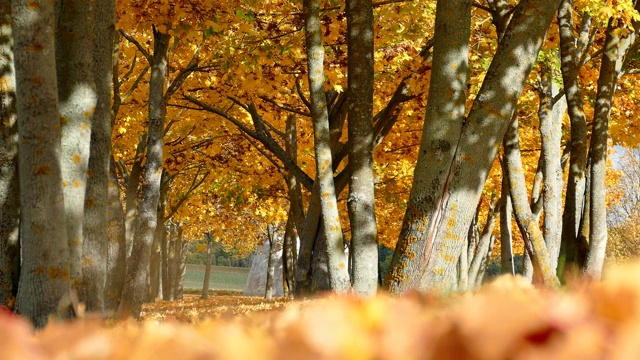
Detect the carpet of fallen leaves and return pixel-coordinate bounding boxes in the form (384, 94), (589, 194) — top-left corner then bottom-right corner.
(139, 291), (292, 323)
(5, 262), (640, 359)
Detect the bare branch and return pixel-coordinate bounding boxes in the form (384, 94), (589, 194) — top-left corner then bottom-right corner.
(119, 30), (151, 62)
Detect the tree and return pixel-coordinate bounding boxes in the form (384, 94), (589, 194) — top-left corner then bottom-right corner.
(55, 0), (98, 293)
(303, 0), (351, 293)
(201, 232), (214, 300)
(386, 0), (471, 293)
(118, 27), (171, 319)
(347, 0), (378, 297)
(81, 0), (116, 312)
(388, 0), (563, 293)
(0, 0), (20, 309)
(585, 17), (637, 279)
(12, 0), (69, 327)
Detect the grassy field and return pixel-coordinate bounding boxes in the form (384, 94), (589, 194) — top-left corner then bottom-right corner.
(183, 264), (249, 291)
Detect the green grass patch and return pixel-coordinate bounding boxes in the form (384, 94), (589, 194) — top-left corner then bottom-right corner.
(183, 265), (249, 291)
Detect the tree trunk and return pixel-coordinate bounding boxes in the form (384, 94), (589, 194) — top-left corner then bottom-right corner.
(585, 19), (635, 279)
(0, 1), (20, 309)
(123, 134), (146, 257)
(284, 114), (301, 296)
(12, 0), (69, 327)
(201, 233), (213, 300)
(346, 0), (378, 297)
(282, 213), (297, 296)
(576, 159), (591, 269)
(80, 0), (115, 313)
(55, 0), (97, 291)
(538, 66), (567, 274)
(457, 230), (469, 291)
(166, 223), (176, 301)
(265, 225), (277, 299)
(161, 222), (170, 300)
(388, 0), (560, 293)
(303, 0), (350, 293)
(148, 171), (168, 301)
(295, 181), (320, 294)
(557, 0), (591, 276)
(311, 221), (331, 292)
(468, 199), (500, 287)
(474, 235), (496, 288)
(504, 115), (559, 286)
(105, 157), (126, 313)
(386, 0), (471, 293)
(118, 28), (170, 319)
(173, 226), (187, 300)
(500, 162), (515, 275)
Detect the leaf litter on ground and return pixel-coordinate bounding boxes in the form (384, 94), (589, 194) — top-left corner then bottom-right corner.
(5, 262), (640, 359)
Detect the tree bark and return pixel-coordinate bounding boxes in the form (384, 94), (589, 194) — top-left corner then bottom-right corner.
(55, 0), (97, 291)
(500, 161), (515, 275)
(346, 0), (378, 297)
(468, 199), (500, 287)
(123, 133), (146, 257)
(585, 19), (635, 279)
(282, 213), (297, 296)
(474, 235), (495, 288)
(80, 0), (115, 313)
(0, 1), (20, 309)
(504, 115), (559, 286)
(386, 0), (471, 293)
(303, 0), (350, 293)
(538, 67), (567, 274)
(295, 181), (320, 294)
(12, 0), (69, 327)
(457, 233), (469, 291)
(117, 28), (170, 319)
(148, 171), (168, 301)
(284, 114), (301, 296)
(105, 157), (126, 313)
(161, 222), (170, 299)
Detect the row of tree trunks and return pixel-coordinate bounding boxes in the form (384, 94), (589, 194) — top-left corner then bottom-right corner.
(388, 0), (562, 293)
(0, 0), (20, 310)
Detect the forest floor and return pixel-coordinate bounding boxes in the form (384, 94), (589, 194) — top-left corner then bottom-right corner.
(5, 262), (640, 359)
